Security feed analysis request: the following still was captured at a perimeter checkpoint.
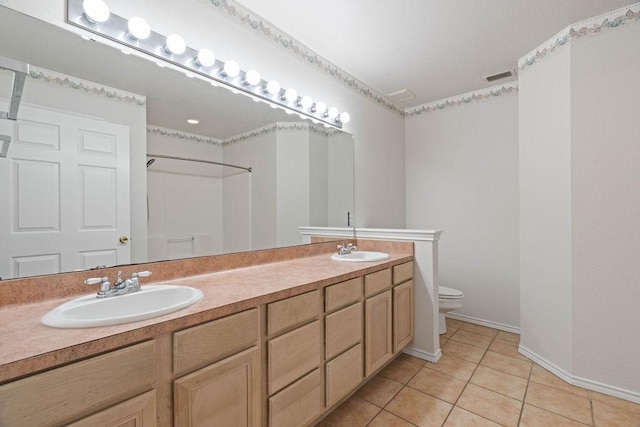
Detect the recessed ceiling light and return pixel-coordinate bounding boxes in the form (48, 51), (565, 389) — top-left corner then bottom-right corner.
(186, 119), (199, 124)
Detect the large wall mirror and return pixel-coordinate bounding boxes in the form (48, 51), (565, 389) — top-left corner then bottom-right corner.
(0, 6), (355, 280)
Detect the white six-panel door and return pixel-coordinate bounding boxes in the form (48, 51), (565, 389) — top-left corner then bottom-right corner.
(0, 104), (130, 279)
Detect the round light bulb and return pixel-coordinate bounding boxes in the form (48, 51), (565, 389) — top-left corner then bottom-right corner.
(300, 96), (313, 109)
(82, 0), (110, 23)
(127, 17), (150, 40)
(327, 107), (339, 119)
(245, 69), (261, 86)
(165, 34), (186, 55)
(339, 112), (351, 123)
(284, 88), (298, 103)
(223, 60), (240, 78)
(196, 48), (215, 67)
(265, 80), (280, 95)
(314, 102), (327, 115)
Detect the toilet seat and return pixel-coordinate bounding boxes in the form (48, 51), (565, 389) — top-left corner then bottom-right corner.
(439, 286), (463, 299)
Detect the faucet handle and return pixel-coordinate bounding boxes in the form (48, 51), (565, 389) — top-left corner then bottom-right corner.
(135, 271), (152, 277)
(84, 277), (104, 285)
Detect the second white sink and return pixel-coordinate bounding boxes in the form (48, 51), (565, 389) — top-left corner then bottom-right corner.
(331, 251), (390, 262)
(41, 285), (203, 329)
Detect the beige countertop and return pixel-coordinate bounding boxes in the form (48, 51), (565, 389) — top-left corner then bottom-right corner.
(0, 247), (413, 384)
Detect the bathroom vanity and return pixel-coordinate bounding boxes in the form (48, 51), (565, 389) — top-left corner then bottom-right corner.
(0, 240), (414, 426)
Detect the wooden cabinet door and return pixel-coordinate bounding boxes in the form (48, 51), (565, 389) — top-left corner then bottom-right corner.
(174, 346), (260, 427)
(394, 280), (414, 352)
(67, 390), (157, 427)
(364, 290), (393, 377)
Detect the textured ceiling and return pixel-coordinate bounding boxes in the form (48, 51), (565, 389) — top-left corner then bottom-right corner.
(236, 0), (637, 107)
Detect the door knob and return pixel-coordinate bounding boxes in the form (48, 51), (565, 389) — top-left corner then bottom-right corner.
(119, 235), (129, 244)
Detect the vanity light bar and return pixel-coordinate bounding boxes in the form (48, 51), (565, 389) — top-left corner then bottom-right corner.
(66, 0), (350, 128)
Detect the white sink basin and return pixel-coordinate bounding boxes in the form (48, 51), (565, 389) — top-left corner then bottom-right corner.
(331, 251), (390, 262)
(41, 285), (204, 328)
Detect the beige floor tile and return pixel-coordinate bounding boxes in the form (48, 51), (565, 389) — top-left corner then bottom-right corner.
(367, 410), (415, 427)
(398, 353), (427, 367)
(469, 365), (528, 401)
(408, 367), (467, 404)
(590, 390), (640, 414)
(495, 330), (520, 344)
(525, 381), (592, 425)
(440, 337), (449, 347)
(456, 383), (522, 427)
(449, 330), (494, 349)
(441, 328), (456, 340)
(459, 322), (499, 338)
(592, 399), (640, 427)
(385, 387), (453, 427)
(321, 396), (380, 427)
(520, 404), (589, 426)
(424, 354), (478, 381)
(443, 406), (501, 426)
(442, 340), (486, 363)
(379, 357), (422, 384)
(488, 338), (529, 361)
(480, 351), (532, 379)
(529, 364), (589, 398)
(354, 375), (403, 408)
(447, 318), (464, 330)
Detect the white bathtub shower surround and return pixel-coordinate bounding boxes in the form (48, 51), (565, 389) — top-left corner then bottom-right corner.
(519, 4), (640, 403)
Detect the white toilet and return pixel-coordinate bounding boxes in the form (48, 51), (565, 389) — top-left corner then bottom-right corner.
(438, 286), (464, 334)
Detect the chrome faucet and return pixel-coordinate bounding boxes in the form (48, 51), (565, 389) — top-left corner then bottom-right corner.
(337, 243), (357, 255)
(84, 271), (152, 298)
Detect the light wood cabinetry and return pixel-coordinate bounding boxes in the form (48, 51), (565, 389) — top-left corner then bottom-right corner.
(0, 341), (156, 427)
(394, 280), (414, 352)
(325, 343), (363, 406)
(364, 289), (393, 376)
(325, 277), (362, 312)
(174, 347), (261, 427)
(364, 268), (392, 297)
(325, 302), (362, 359)
(269, 369), (323, 427)
(172, 309), (260, 427)
(67, 390), (157, 427)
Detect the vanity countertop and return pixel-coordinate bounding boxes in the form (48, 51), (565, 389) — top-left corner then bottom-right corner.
(0, 247), (413, 384)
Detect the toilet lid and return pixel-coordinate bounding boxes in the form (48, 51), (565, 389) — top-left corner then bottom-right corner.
(439, 286), (464, 299)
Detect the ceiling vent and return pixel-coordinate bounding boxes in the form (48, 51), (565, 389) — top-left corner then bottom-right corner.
(387, 89), (415, 102)
(485, 69), (515, 82)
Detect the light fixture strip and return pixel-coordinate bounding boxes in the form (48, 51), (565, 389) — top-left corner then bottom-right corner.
(66, 0), (344, 128)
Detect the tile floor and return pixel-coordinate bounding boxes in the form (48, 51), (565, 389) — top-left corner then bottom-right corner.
(317, 318), (640, 427)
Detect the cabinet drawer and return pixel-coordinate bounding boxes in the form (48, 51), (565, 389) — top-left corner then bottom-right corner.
(0, 341), (155, 427)
(325, 302), (362, 360)
(393, 261), (414, 285)
(173, 308), (258, 375)
(268, 290), (320, 336)
(67, 390), (157, 427)
(326, 344), (363, 407)
(269, 369), (323, 427)
(325, 277), (362, 312)
(364, 268), (392, 297)
(269, 320), (321, 395)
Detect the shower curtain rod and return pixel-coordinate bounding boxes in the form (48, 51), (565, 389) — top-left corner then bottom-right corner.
(146, 153), (252, 172)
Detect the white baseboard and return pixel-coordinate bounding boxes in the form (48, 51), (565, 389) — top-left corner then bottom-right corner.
(445, 313), (520, 334)
(403, 346), (442, 363)
(519, 345), (640, 404)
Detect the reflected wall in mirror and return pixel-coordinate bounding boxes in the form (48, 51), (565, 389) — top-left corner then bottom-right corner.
(0, 6), (354, 280)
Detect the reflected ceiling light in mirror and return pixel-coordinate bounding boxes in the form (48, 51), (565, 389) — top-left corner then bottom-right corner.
(245, 69), (261, 86)
(327, 107), (339, 120)
(195, 48), (215, 67)
(82, 0), (110, 23)
(222, 60), (240, 78)
(186, 118), (199, 124)
(339, 112), (351, 124)
(165, 34), (186, 55)
(66, 0), (346, 128)
(127, 17), (150, 40)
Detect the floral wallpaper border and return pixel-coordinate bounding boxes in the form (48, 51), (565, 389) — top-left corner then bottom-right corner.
(147, 121), (340, 146)
(28, 66), (146, 106)
(404, 83), (519, 118)
(207, 0), (403, 116)
(519, 3), (640, 71)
